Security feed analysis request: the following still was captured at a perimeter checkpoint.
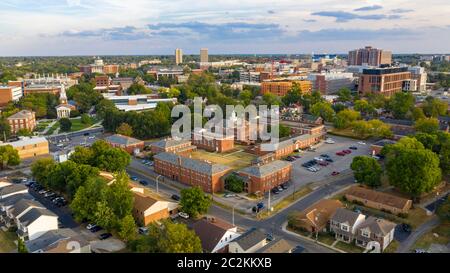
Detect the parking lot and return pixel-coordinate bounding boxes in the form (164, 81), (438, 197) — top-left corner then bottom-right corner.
(48, 132), (102, 153)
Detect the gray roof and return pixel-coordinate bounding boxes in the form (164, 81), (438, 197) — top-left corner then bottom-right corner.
(105, 134), (143, 146)
(154, 152), (230, 175)
(7, 110), (34, 120)
(231, 228), (267, 251)
(373, 139), (396, 147)
(0, 184), (28, 197)
(357, 216), (396, 236)
(256, 238), (294, 253)
(9, 199), (44, 218)
(272, 134), (322, 150)
(238, 160), (291, 178)
(0, 193), (33, 207)
(18, 207), (57, 226)
(151, 138), (191, 149)
(331, 208), (364, 226)
(25, 228), (83, 253)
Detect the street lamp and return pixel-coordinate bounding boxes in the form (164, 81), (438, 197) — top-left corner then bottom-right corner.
(232, 203), (237, 227)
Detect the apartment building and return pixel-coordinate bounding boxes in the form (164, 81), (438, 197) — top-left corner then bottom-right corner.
(261, 80), (312, 97)
(151, 138), (196, 155)
(192, 128), (235, 153)
(104, 134), (145, 154)
(235, 160), (292, 194)
(0, 85), (23, 106)
(348, 46), (392, 66)
(153, 152), (231, 193)
(0, 137), (49, 159)
(6, 110), (36, 134)
(358, 67), (411, 97)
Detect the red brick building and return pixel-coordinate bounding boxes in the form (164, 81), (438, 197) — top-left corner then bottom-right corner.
(236, 160), (292, 194)
(150, 138), (197, 155)
(104, 134), (145, 154)
(358, 67), (411, 97)
(153, 152), (231, 193)
(6, 110), (36, 134)
(192, 129), (235, 153)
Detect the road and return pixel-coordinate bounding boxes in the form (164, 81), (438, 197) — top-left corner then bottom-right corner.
(126, 160), (354, 253)
(396, 216), (440, 253)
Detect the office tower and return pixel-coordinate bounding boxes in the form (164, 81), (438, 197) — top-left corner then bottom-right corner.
(175, 48), (183, 65)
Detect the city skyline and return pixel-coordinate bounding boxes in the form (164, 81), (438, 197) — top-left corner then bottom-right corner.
(0, 0), (449, 56)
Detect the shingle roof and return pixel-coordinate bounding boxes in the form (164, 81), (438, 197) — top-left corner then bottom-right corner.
(331, 208), (364, 226)
(297, 199), (344, 228)
(133, 192), (159, 212)
(25, 228), (88, 253)
(357, 216), (396, 236)
(0, 193), (33, 207)
(151, 138), (191, 149)
(105, 134), (143, 146)
(345, 186), (411, 210)
(7, 110), (34, 120)
(18, 208), (57, 226)
(372, 139), (397, 147)
(256, 238), (294, 253)
(192, 217), (235, 253)
(154, 152), (230, 175)
(0, 184), (27, 197)
(9, 199), (44, 218)
(238, 160), (291, 178)
(231, 228), (267, 251)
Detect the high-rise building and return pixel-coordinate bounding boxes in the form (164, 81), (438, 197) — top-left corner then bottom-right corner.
(200, 48), (209, 63)
(175, 48), (183, 65)
(358, 67), (411, 97)
(348, 46), (392, 67)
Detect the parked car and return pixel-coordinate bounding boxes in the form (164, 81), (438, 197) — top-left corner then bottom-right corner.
(372, 155), (381, 160)
(266, 233), (274, 241)
(86, 223), (97, 230)
(171, 194), (181, 201)
(271, 188), (280, 194)
(39, 189), (49, 195)
(25, 181), (35, 187)
(325, 158), (334, 162)
(349, 146), (358, 150)
(252, 206), (260, 213)
(293, 155), (301, 159)
(343, 150), (352, 154)
(138, 227), (149, 235)
(318, 161), (328, 166)
(358, 141), (366, 145)
(178, 212), (189, 219)
(90, 226), (103, 233)
(44, 192), (56, 198)
(257, 202), (264, 209)
(320, 154), (330, 158)
(325, 138), (335, 144)
(414, 249), (428, 253)
(139, 180), (149, 186)
(292, 245), (305, 253)
(336, 152), (345, 156)
(331, 171), (340, 176)
(99, 233), (112, 240)
(401, 223), (412, 233)
(130, 176), (138, 181)
(281, 183), (288, 190)
(277, 186), (284, 192)
(223, 193), (236, 198)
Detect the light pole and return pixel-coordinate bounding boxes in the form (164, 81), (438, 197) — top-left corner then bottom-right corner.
(232, 203), (237, 227)
(156, 174), (162, 194)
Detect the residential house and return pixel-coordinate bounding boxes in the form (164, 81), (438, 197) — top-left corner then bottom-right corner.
(256, 238), (294, 253)
(355, 216), (396, 251)
(345, 186), (412, 215)
(132, 191), (178, 226)
(4, 199), (44, 228)
(294, 199), (344, 233)
(16, 207), (58, 241)
(192, 217), (241, 253)
(0, 193), (33, 224)
(228, 228), (268, 253)
(330, 208), (366, 243)
(25, 229), (91, 253)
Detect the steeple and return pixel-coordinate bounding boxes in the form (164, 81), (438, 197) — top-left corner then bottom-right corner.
(59, 84), (68, 104)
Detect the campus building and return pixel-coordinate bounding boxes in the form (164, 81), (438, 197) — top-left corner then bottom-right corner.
(348, 46), (392, 67)
(192, 128), (235, 153)
(261, 80), (312, 97)
(150, 138), (196, 155)
(79, 59), (119, 75)
(175, 48), (183, 65)
(0, 86), (23, 106)
(102, 94), (176, 112)
(153, 152), (231, 193)
(104, 134), (145, 155)
(307, 72), (356, 94)
(235, 160), (292, 194)
(0, 137), (49, 159)
(6, 110), (36, 134)
(358, 67), (411, 97)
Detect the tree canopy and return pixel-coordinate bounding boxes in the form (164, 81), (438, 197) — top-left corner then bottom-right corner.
(351, 156), (382, 188)
(180, 187), (211, 218)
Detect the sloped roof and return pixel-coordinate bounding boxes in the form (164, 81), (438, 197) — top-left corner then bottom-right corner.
(0, 184), (27, 197)
(331, 208), (364, 226)
(238, 160), (291, 178)
(18, 207), (57, 226)
(151, 138), (191, 149)
(192, 217), (235, 253)
(231, 228), (266, 251)
(345, 186), (411, 210)
(357, 216), (396, 236)
(105, 134), (143, 146)
(297, 199), (344, 228)
(256, 238), (294, 253)
(0, 193), (33, 207)
(7, 110), (34, 120)
(133, 192), (159, 212)
(154, 152), (230, 175)
(9, 199), (44, 218)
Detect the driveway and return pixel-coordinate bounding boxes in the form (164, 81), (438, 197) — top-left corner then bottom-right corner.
(396, 216), (440, 253)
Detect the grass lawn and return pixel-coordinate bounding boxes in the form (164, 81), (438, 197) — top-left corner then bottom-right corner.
(0, 230), (17, 253)
(412, 222), (450, 250)
(335, 241), (364, 253)
(35, 121), (52, 132)
(258, 186), (313, 219)
(384, 239), (400, 253)
(69, 118), (91, 132)
(317, 233), (337, 245)
(189, 149), (256, 170)
(45, 121), (60, 135)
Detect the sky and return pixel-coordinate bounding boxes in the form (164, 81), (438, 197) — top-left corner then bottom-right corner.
(0, 0), (449, 56)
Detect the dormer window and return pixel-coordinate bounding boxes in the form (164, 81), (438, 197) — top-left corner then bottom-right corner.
(341, 224), (349, 232)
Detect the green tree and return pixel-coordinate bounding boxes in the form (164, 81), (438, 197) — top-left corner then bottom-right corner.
(108, 171), (134, 219)
(180, 187), (211, 218)
(128, 83), (151, 95)
(17, 128), (33, 137)
(367, 119), (393, 138)
(414, 118), (440, 134)
(262, 93), (281, 106)
(421, 96), (448, 117)
(59, 118), (72, 132)
(387, 92), (415, 119)
(352, 120), (372, 138)
(116, 122), (133, 136)
(31, 158), (56, 186)
(282, 83), (302, 106)
(225, 175), (245, 193)
(0, 118), (12, 140)
(334, 109), (361, 129)
(80, 113), (92, 125)
(354, 99), (376, 115)
(337, 87), (352, 102)
(310, 102), (335, 122)
(17, 238), (28, 253)
(69, 146), (94, 165)
(351, 156), (382, 188)
(70, 177), (109, 222)
(239, 90), (252, 106)
(0, 145), (20, 170)
(130, 220), (202, 253)
(411, 107), (426, 121)
(118, 214), (137, 242)
(385, 137), (442, 199)
(367, 93), (386, 109)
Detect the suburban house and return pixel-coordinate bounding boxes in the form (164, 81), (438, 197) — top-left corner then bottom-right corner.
(0, 194), (33, 224)
(192, 217), (241, 253)
(150, 138), (196, 155)
(25, 228), (91, 253)
(4, 199), (45, 228)
(132, 191), (178, 226)
(104, 134), (145, 155)
(16, 207), (58, 241)
(355, 216), (396, 251)
(256, 238), (294, 253)
(345, 186), (412, 215)
(228, 228), (268, 253)
(154, 152), (231, 193)
(294, 199), (344, 233)
(330, 208), (366, 243)
(235, 160), (292, 194)
(0, 136), (49, 159)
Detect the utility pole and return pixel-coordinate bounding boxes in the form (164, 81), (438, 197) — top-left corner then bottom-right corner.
(232, 205), (235, 226)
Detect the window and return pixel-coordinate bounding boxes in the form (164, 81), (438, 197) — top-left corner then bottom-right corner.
(362, 230), (370, 238)
(341, 224), (349, 232)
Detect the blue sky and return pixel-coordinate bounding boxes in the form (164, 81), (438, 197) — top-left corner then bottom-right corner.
(0, 0), (449, 55)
